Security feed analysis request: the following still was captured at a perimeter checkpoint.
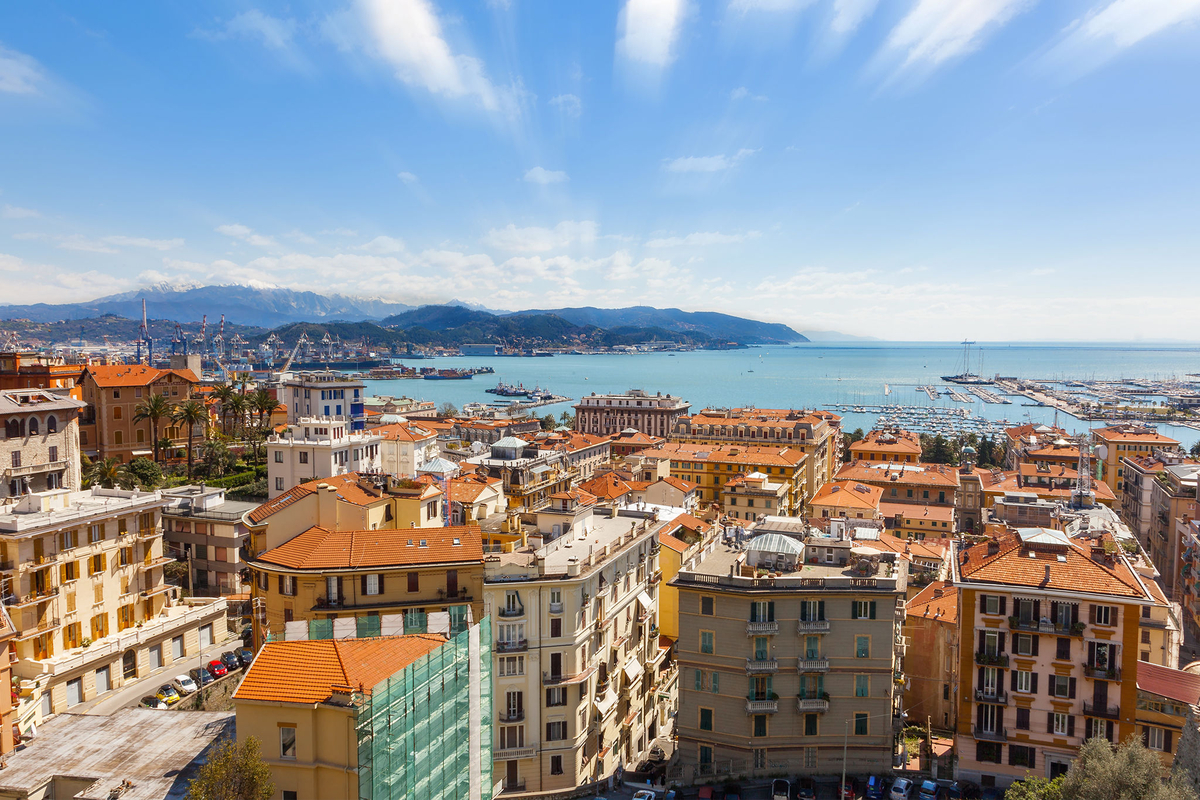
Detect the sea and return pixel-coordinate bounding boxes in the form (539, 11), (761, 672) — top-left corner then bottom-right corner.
(362, 342), (1200, 448)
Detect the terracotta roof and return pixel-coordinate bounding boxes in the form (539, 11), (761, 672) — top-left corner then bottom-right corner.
(547, 488), (598, 505)
(659, 476), (697, 493)
(880, 501), (956, 522)
(579, 474), (636, 501)
(835, 461), (961, 488)
(1137, 661), (1200, 705)
(374, 421), (437, 442)
(670, 513), (710, 534)
(1093, 425), (1180, 445)
(811, 481), (883, 510)
(83, 364), (198, 387)
(608, 430), (663, 445)
(246, 473), (397, 524)
(873, 532), (949, 562)
(658, 533), (691, 553)
(448, 476), (500, 504)
(233, 635), (446, 704)
(906, 581), (958, 624)
(256, 524), (484, 570)
(849, 429), (922, 455)
(958, 528), (1147, 598)
(640, 442), (807, 467)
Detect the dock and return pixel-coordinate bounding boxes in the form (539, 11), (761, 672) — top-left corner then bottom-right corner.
(968, 386), (1011, 404)
(946, 389), (975, 403)
(917, 385), (941, 401)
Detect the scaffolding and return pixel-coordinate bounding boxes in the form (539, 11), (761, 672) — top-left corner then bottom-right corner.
(356, 620), (493, 800)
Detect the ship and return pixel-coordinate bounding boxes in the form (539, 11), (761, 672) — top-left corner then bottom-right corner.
(290, 358), (386, 370)
(423, 369), (473, 380)
(486, 381), (530, 397)
(941, 340), (994, 385)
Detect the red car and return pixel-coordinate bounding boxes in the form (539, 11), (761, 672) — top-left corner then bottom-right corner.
(206, 659), (228, 678)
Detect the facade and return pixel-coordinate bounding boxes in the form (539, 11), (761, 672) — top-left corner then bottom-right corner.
(1119, 455), (1200, 597)
(952, 526), (1155, 789)
(161, 485), (258, 597)
(607, 429), (666, 457)
(903, 582), (959, 733)
(0, 606), (14, 754)
(1, 389), (86, 499)
(0, 487), (227, 731)
(0, 352), (83, 398)
(234, 627), (493, 800)
(78, 364), (199, 462)
(458, 419), (542, 445)
(1133, 661), (1200, 774)
(1003, 424), (1070, 471)
(672, 529), (907, 782)
(1092, 424), (1180, 495)
(849, 429), (922, 464)
(574, 390), (690, 438)
(281, 371), (366, 430)
(482, 508), (670, 793)
(376, 420), (440, 477)
(879, 502), (957, 541)
(809, 481), (883, 521)
(469, 437), (572, 513)
(265, 416), (382, 498)
(638, 442), (808, 515)
(722, 472), (790, 523)
(449, 473), (507, 526)
(524, 431), (611, 482)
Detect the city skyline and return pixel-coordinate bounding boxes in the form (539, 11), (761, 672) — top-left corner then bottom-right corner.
(1, 0), (1199, 340)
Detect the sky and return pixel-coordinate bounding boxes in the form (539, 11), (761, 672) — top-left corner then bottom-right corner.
(1, 0), (1199, 341)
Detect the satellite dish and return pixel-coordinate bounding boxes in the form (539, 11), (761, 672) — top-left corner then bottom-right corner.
(1095, 444), (1108, 460)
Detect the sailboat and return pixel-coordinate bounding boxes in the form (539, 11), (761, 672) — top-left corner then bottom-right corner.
(884, 384), (891, 395)
(942, 340), (994, 385)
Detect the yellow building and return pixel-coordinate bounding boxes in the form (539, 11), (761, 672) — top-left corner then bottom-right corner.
(656, 514), (717, 642)
(1092, 424), (1180, 495)
(638, 442), (808, 515)
(848, 429), (922, 464)
(809, 480), (883, 521)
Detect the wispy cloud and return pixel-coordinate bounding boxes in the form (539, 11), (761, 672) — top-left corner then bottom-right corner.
(549, 93), (582, 118)
(645, 230), (761, 247)
(878, 0), (1033, 80)
(728, 0), (814, 11)
(481, 221), (597, 253)
(1043, 0), (1200, 76)
(1, 204), (39, 219)
(524, 167), (569, 184)
(0, 46), (45, 94)
(57, 235), (119, 254)
(831, 0), (880, 34)
(663, 148), (758, 173)
(730, 86), (768, 101)
(319, 227), (358, 236)
(101, 235), (184, 251)
(616, 0), (688, 68)
(398, 171), (419, 184)
(195, 10), (308, 69)
(357, 235), (406, 254)
(216, 223), (278, 248)
(283, 229), (318, 245)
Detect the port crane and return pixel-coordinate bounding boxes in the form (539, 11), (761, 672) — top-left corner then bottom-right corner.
(280, 333), (309, 373)
(171, 323), (188, 356)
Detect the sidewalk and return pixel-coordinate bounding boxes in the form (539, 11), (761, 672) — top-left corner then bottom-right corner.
(74, 636), (239, 716)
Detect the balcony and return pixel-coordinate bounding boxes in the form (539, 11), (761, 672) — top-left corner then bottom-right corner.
(31, 553), (58, 566)
(974, 689), (1008, 704)
(745, 697), (779, 713)
(5, 586), (58, 608)
(745, 658), (778, 674)
(498, 709), (526, 723)
(747, 620), (779, 635)
(797, 620), (830, 633)
(498, 605), (525, 618)
(973, 726), (1008, 742)
(974, 652), (1009, 668)
(496, 639), (528, 654)
(797, 658), (829, 673)
(542, 665), (595, 685)
(797, 696), (830, 713)
(15, 616), (61, 641)
(138, 556), (174, 572)
(1082, 663), (1121, 681)
(495, 742), (537, 760)
(499, 779), (528, 793)
(1008, 616), (1086, 636)
(549, 601), (564, 614)
(136, 527), (161, 542)
(1083, 700), (1120, 719)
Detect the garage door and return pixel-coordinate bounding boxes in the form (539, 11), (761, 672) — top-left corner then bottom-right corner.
(66, 678), (83, 708)
(149, 644), (163, 670)
(172, 635), (184, 660)
(199, 623), (213, 648)
(95, 666), (110, 695)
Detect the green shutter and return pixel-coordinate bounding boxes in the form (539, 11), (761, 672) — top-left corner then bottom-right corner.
(869, 601), (877, 620)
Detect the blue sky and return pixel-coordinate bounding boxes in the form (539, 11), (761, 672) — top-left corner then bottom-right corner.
(1, 0), (1199, 340)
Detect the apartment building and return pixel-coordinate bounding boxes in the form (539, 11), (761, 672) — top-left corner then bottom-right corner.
(607, 429), (665, 458)
(672, 529), (907, 782)
(951, 525), (1156, 789)
(1093, 424), (1180, 495)
(482, 507), (671, 793)
(458, 418), (542, 445)
(1003, 424), (1070, 471)
(161, 485), (257, 597)
(234, 626), (493, 800)
(265, 416), (382, 498)
(670, 408), (841, 500)
(1118, 453), (1200, 596)
(0, 487), (227, 730)
(1134, 662), (1200, 774)
(0, 351), (84, 398)
(975, 467), (1117, 510)
(2, 389), (86, 499)
(524, 430), (612, 482)
(722, 472), (790, 523)
(468, 437), (572, 513)
(449, 472), (507, 526)
(637, 442), (808, 515)
(281, 371), (366, 431)
(849, 429), (922, 464)
(78, 364), (198, 462)
(0, 606), (15, 754)
(809, 481), (883, 521)
(575, 390), (691, 438)
(375, 419), (439, 477)
(904, 582), (959, 732)
(835, 461), (960, 539)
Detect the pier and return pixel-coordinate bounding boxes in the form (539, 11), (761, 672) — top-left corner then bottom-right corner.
(946, 388), (975, 403)
(968, 386), (1011, 404)
(917, 385), (940, 401)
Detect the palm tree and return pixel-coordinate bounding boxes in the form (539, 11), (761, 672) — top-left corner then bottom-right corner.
(210, 383), (235, 435)
(133, 393), (173, 463)
(172, 400), (209, 479)
(226, 393), (248, 440)
(248, 389), (282, 463)
(84, 457), (135, 489)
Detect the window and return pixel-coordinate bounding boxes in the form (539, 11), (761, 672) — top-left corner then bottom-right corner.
(804, 747), (817, 768)
(710, 671), (720, 693)
(1016, 708), (1030, 730)
(550, 755), (563, 775)
(49, 445), (58, 462)
(1015, 633), (1034, 656)
(550, 618), (562, 637)
(1051, 675), (1074, 699)
(701, 596), (714, 615)
(1016, 670), (1032, 693)
(47, 415), (57, 434)
(805, 635), (820, 659)
(278, 575), (296, 596)
(113, 406), (122, 420)
(280, 726), (297, 759)
(700, 708), (714, 731)
(60, 529), (77, 550)
(1092, 604), (1114, 626)
(700, 745), (713, 765)
(753, 714), (767, 737)
(800, 599), (824, 621)
(407, 572), (419, 593)
(984, 595), (1001, 615)
(977, 742), (1002, 763)
(275, 477), (284, 491)
(854, 713), (868, 736)
(852, 600), (876, 619)
(695, 669), (703, 691)
(298, 451), (308, 464)
(700, 630), (714, 654)
(1056, 637), (1071, 660)
(1141, 630), (1151, 644)
(499, 656), (524, 676)
(856, 636), (870, 658)
(365, 574), (381, 595)
(284, 792), (298, 800)
(1009, 745), (1035, 768)
(1147, 726), (1165, 751)
(274, 451), (283, 463)
(546, 721), (567, 741)
(855, 675), (869, 697)
(546, 687), (567, 706)
(89, 554), (106, 575)
(88, 524), (102, 544)
(804, 713), (818, 735)
(1053, 713), (1070, 736)
(1086, 718), (1113, 742)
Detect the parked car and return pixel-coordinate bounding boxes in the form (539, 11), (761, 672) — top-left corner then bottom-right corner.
(633, 792), (657, 800)
(725, 785), (742, 800)
(918, 780), (941, 800)
(890, 778), (915, 800)
(771, 779), (790, 800)
(235, 647), (254, 667)
(155, 685), (181, 705)
(840, 778), (859, 799)
(140, 695), (168, 709)
(239, 624), (252, 642)
(794, 778), (817, 800)
(189, 667), (215, 687)
(647, 744), (666, 763)
(170, 674), (198, 695)
(866, 775), (889, 799)
(220, 651), (241, 671)
(206, 659), (228, 678)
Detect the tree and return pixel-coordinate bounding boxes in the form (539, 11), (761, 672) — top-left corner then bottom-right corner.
(438, 402), (459, 417)
(210, 383), (236, 435)
(225, 393), (248, 439)
(1191, 441), (1200, 458)
(200, 439), (236, 479)
(1057, 736), (1196, 800)
(84, 457), (136, 490)
(126, 456), (163, 489)
(540, 413), (557, 431)
(184, 735), (274, 800)
(559, 410), (575, 428)
(172, 399), (209, 480)
(1174, 707), (1200, 796)
(1004, 776), (1063, 800)
(133, 393), (173, 464)
(843, 428), (866, 462)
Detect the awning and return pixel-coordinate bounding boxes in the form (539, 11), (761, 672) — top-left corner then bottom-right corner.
(131, 449), (154, 457)
(595, 689), (618, 718)
(623, 659), (645, 684)
(636, 590), (654, 610)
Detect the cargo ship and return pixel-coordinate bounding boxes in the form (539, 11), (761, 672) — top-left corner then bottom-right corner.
(423, 369), (473, 380)
(486, 381), (529, 397)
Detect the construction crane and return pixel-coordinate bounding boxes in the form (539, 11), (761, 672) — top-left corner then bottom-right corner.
(211, 314), (226, 363)
(1071, 430), (1095, 508)
(192, 315), (207, 350)
(136, 298), (153, 365)
(280, 333), (309, 373)
(229, 334), (247, 360)
(171, 323), (187, 356)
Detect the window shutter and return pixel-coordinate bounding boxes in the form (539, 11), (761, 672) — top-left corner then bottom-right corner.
(1069, 678), (1076, 699)
(378, 574), (384, 594)
(337, 576), (343, 599)
(1089, 604), (1097, 624)
(100, 553), (106, 570)
(1047, 675), (1054, 696)
(977, 703), (986, 730)
(1033, 600), (1041, 620)
(1143, 727), (1151, 747)
(712, 672), (719, 693)
(1111, 606), (1118, 626)
(1010, 669), (1018, 691)
(978, 667), (985, 690)
(1031, 635), (1039, 657)
(1067, 715), (1075, 738)
(818, 600), (825, 621)
(750, 603), (758, 623)
(1048, 712), (1055, 733)
(361, 575), (368, 595)
(980, 595), (987, 615)
(1031, 673), (1039, 694)
(1088, 641), (1096, 664)
(817, 674), (824, 695)
(768, 601), (775, 622)
(278, 575), (284, 594)
(1106, 720), (1114, 742)
(1166, 730), (1174, 753)
(1008, 746), (1018, 766)
(998, 633), (1005, 653)
(851, 602), (858, 620)
(999, 597), (1007, 615)
(800, 603), (808, 622)
(1072, 604), (1079, 625)
(546, 723), (552, 741)
(869, 601), (877, 620)
(978, 630), (986, 654)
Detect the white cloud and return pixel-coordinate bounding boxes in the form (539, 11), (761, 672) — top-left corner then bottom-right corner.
(549, 93), (582, 118)
(319, 227), (359, 236)
(283, 229), (317, 245)
(880, 0), (1033, 76)
(524, 167), (569, 185)
(216, 223), (278, 248)
(101, 235), (184, 251)
(481, 221), (597, 253)
(0, 46), (44, 94)
(1044, 0), (1200, 74)
(357, 235), (406, 254)
(728, 0), (814, 11)
(730, 86), (767, 101)
(645, 230), (761, 247)
(397, 171), (419, 184)
(663, 148), (758, 173)
(616, 0), (688, 67)
(224, 10), (298, 51)
(831, 0), (880, 34)
(1, 204), (39, 219)
(57, 236), (119, 255)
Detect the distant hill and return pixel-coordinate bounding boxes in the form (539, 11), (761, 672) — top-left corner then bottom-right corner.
(510, 306), (805, 344)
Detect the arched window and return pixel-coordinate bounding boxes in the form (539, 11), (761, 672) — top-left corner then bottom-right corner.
(47, 415), (57, 434)
(3, 420), (17, 440)
(28, 417), (38, 435)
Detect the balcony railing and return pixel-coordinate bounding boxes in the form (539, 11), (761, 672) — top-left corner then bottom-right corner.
(1083, 700), (1120, 719)
(1007, 616), (1086, 636)
(549, 601), (564, 614)
(745, 658), (778, 674)
(975, 652), (1009, 667)
(495, 744), (537, 760)
(542, 665), (595, 685)
(746, 620), (779, 635)
(500, 778), (528, 792)
(496, 639), (528, 654)
(973, 726), (1008, 742)
(745, 697), (779, 713)
(498, 709), (526, 723)
(797, 658), (829, 672)
(1082, 663), (1121, 681)
(797, 620), (830, 633)
(5, 586), (58, 608)
(498, 606), (525, 618)
(974, 689), (1008, 704)
(797, 697), (830, 713)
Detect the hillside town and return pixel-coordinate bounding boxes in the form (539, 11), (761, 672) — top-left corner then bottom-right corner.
(1, 349), (1199, 800)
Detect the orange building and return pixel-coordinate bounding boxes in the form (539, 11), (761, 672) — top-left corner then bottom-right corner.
(0, 606), (15, 754)
(79, 364), (199, 462)
(849, 429), (922, 463)
(0, 352), (84, 400)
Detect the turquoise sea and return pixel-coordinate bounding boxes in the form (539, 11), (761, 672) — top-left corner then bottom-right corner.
(363, 343), (1200, 448)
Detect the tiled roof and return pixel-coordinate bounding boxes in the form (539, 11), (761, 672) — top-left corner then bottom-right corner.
(256, 524), (484, 570)
(906, 581), (958, 624)
(835, 461), (961, 488)
(83, 364), (198, 387)
(639, 442), (807, 467)
(880, 501), (956, 522)
(659, 476), (697, 492)
(374, 421), (437, 441)
(1137, 661), (1200, 705)
(670, 513), (710, 534)
(579, 474), (635, 501)
(448, 475), (499, 503)
(658, 533), (691, 553)
(849, 429), (922, 455)
(246, 473), (395, 524)
(811, 481), (883, 509)
(233, 635), (446, 704)
(1093, 425), (1180, 445)
(958, 528), (1146, 598)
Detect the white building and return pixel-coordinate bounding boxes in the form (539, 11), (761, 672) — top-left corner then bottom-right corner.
(266, 417), (382, 499)
(376, 420), (440, 478)
(280, 371), (366, 430)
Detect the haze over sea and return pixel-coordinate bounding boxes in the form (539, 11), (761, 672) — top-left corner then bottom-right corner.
(364, 342), (1200, 448)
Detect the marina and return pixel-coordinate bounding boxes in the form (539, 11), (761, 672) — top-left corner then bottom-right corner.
(823, 402), (1008, 439)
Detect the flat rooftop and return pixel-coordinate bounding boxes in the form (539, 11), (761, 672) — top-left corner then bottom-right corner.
(0, 488), (164, 535)
(0, 709), (233, 800)
(676, 540), (907, 593)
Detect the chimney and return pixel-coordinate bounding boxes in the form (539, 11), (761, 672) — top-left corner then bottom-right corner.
(932, 587), (943, 598)
(1044, 564), (1051, 585)
(986, 539), (1000, 557)
(315, 483), (334, 527)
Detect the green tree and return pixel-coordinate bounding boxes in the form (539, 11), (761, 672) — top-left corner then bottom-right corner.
(200, 439), (236, 479)
(172, 400), (209, 480)
(126, 456), (163, 489)
(210, 383), (236, 435)
(1004, 776), (1063, 800)
(540, 413), (557, 430)
(1058, 736), (1196, 800)
(1174, 707), (1200, 796)
(225, 393), (248, 439)
(133, 393), (173, 464)
(184, 735), (274, 800)
(84, 457), (136, 489)
(559, 410), (575, 428)
(843, 428), (865, 462)
(438, 402), (459, 417)
(1191, 441), (1200, 458)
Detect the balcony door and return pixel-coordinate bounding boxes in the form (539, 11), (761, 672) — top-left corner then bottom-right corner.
(550, 652), (562, 680)
(1093, 680), (1109, 708)
(507, 690), (523, 719)
(982, 667), (998, 697)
